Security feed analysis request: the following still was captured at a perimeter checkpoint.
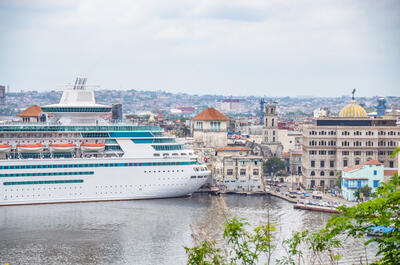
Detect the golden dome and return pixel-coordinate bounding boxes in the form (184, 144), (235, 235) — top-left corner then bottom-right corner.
(339, 100), (367, 118)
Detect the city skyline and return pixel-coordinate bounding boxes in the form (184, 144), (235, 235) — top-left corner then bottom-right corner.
(1, 0), (400, 97)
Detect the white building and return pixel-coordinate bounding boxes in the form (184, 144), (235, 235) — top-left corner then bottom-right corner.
(302, 97), (400, 189)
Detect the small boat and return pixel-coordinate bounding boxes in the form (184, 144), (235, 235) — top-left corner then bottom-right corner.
(81, 143), (105, 152)
(17, 144), (44, 153)
(49, 143), (75, 152)
(0, 144), (12, 153)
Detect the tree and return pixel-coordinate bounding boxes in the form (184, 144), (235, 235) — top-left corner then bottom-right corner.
(186, 148), (400, 264)
(263, 157), (286, 177)
(353, 185), (372, 201)
(185, 217), (276, 265)
(186, 174), (400, 265)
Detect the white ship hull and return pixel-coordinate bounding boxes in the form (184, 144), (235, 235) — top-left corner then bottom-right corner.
(0, 158), (210, 206)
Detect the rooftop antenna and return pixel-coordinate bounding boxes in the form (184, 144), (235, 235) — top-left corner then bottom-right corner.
(352, 88), (356, 100)
(73, 77), (87, 90)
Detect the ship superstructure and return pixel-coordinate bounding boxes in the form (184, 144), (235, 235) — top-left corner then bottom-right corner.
(0, 79), (210, 206)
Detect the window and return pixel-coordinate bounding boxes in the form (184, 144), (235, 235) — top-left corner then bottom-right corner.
(311, 161), (315, 168)
(330, 161), (334, 168)
(354, 151), (361, 156)
(227, 169), (233, 175)
(343, 160), (348, 167)
(196, 121), (203, 129)
(373, 170), (377, 176)
(320, 180), (325, 187)
(320, 171), (325, 176)
(389, 161), (394, 168)
(310, 171), (315, 176)
(320, 161), (325, 168)
(329, 171), (334, 176)
(342, 151), (349, 156)
(373, 180), (379, 188)
(355, 160), (360, 165)
(240, 169), (246, 176)
(253, 169), (259, 175)
(366, 151), (373, 156)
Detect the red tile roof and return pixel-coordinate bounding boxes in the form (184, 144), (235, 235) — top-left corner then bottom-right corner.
(191, 108), (230, 121)
(384, 169), (397, 176)
(216, 147), (250, 152)
(363, 160), (383, 165)
(343, 165), (363, 172)
(17, 105), (43, 117)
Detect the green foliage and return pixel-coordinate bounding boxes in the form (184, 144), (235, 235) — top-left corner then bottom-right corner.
(185, 241), (224, 265)
(336, 172), (342, 188)
(324, 172), (400, 265)
(263, 157), (286, 176)
(186, 217), (276, 265)
(187, 150), (400, 265)
(353, 185), (373, 200)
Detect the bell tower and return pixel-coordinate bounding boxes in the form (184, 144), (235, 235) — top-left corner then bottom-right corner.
(263, 102), (278, 143)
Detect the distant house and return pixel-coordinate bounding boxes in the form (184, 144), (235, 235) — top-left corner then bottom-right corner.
(341, 160), (393, 201)
(190, 107), (230, 148)
(17, 105), (44, 123)
(212, 147), (263, 193)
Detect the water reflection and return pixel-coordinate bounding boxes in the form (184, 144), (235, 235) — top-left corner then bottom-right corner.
(0, 194), (376, 265)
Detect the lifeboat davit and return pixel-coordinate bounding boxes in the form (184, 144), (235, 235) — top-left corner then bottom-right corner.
(81, 143), (105, 152)
(49, 143), (75, 152)
(17, 144), (44, 153)
(0, 144), (12, 153)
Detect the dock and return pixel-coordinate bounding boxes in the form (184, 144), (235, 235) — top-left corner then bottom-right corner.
(293, 204), (341, 214)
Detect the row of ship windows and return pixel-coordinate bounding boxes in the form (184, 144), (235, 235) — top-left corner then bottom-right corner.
(144, 170), (184, 173)
(0, 125), (162, 132)
(0, 171), (93, 177)
(6, 193), (83, 199)
(190, 175), (208, 179)
(3, 179), (84, 186)
(0, 161), (197, 170)
(4, 187), (83, 191)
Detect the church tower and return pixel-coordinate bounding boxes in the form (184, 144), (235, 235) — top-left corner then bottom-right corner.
(263, 102), (278, 143)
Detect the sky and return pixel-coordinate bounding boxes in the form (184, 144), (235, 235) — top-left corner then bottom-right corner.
(0, 0), (399, 97)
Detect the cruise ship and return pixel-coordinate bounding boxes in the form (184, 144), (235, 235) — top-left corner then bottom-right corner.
(0, 78), (210, 206)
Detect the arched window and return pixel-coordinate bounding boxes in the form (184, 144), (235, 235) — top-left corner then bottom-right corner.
(311, 171), (315, 176)
(320, 171), (325, 176)
(329, 171), (334, 176)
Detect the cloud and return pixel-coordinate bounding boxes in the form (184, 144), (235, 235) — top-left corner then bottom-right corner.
(0, 0), (399, 96)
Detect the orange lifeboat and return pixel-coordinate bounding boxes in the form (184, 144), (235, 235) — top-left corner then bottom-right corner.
(17, 144), (44, 153)
(49, 143), (75, 152)
(0, 144), (11, 153)
(80, 143), (105, 152)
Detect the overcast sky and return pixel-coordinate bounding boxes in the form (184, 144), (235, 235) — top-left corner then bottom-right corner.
(0, 0), (399, 97)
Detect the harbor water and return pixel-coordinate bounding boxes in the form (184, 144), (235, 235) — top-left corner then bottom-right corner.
(0, 194), (376, 264)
